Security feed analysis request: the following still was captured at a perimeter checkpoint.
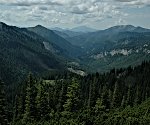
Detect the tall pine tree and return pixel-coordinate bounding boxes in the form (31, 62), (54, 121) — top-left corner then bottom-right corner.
(0, 79), (8, 125)
(112, 82), (121, 108)
(22, 73), (37, 124)
(62, 78), (80, 118)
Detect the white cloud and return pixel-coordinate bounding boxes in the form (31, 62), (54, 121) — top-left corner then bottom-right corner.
(115, 0), (150, 7)
(0, 0), (149, 28)
(0, 0), (63, 6)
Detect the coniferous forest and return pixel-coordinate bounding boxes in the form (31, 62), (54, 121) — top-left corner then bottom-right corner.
(1, 0), (150, 124)
(1, 61), (150, 125)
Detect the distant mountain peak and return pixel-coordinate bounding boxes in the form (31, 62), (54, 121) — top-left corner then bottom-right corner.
(106, 25), (150, 33)
(29, 25), (55, 33)
(116, 25), (135, 28)
(35, 24), (46, 29)
(108, 25), (136, 31)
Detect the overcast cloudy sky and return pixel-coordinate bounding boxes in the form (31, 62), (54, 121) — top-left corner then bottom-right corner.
(0, 0), (150, 29)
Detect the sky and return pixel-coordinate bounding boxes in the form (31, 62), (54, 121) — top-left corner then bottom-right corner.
(0, 0), (150, 29)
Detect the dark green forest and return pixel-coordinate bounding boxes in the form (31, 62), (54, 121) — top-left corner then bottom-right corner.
(1, 61), (150, 125)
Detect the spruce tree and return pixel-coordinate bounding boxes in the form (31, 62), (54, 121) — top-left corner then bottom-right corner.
(87, 80), (92, 108)
(87, 75), (97, 108)
(36, 84), (42, 120)
(13, 92), (25, 123)
(37, 84), (48, 119)
(134, 85), (140, 106)
(126, 85), (131, 106)
(121, 95), (126, 108)
(94, 98), (105, 124)
(22, 73), (36, 123)
(57, 81), (66, 112)
(101, 86), (110, 110)
(108, 89), (113, 109)
(13, 95), (18, 122)
(94, 98), (105, 114)
(112, 82), (121, 108)
(62, 78), (80, 117)
(0, 79), (8, 125)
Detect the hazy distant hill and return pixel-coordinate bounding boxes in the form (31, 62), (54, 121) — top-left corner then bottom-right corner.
(70, 26), (97, 33)
(53, 30), (83, 38)
(67, 25), (150, 72)
(67, 25), (150, 50)
(51, 26), (97, 39)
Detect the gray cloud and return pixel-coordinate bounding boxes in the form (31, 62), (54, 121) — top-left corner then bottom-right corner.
(0, 0), (149, 28)
(115, 0), (137, 2)
(0, 0), (63, 6)
(38, 6), (48, 11)
(115, 0), (150, 7)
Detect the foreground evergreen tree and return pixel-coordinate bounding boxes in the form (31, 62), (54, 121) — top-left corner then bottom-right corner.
(112, 82), (121, 108)
(94, 98), (105, 124)
(62, 78), (80, 122)
(0, 79), (8, 125)
(101, 85), (110, 110)
(134, 85), (140, 106)
(36, 83), (49, 120)
(126, 85), (132, 106)
(22, 73), (37, 124)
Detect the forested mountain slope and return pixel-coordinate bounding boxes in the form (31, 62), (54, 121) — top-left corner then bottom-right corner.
(67, 25), (150, 51)
(28, 25), (83, 57)
(66, 25), (150, 72)
(0, 22), (65, 85)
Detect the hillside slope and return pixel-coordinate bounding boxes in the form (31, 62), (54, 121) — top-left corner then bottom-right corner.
(0, 22), (65, 85)
(67, 25), (150, 72)
(28, 25), (83, 57)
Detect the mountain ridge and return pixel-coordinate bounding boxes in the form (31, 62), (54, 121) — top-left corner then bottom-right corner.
(28, 25), (83, 58)
(65, 24), (150, 72)
(1, 22), (150, 83)
(0, 22), (67, 85)
(51, 25), (97, 33)
(70, 26), (97, 33)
